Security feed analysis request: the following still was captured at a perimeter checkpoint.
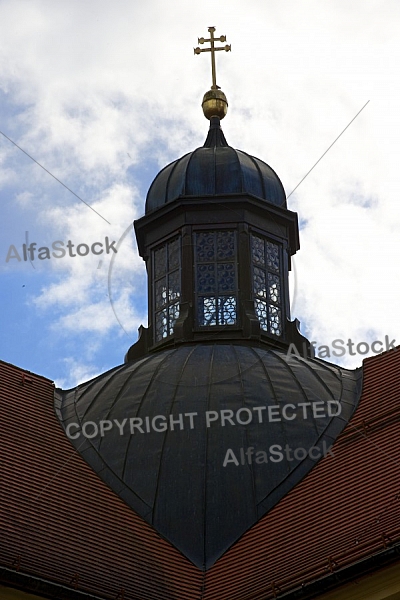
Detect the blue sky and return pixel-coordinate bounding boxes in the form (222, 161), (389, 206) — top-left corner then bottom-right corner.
(1, 0), (400, 388)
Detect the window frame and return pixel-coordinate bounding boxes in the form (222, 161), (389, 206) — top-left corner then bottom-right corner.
(152, 235), (181, 343)
(250, 230), (285, 337)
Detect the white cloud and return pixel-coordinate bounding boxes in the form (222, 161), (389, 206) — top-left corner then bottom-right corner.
(54, 357), (106, 389)
(1, 0), (400, 385)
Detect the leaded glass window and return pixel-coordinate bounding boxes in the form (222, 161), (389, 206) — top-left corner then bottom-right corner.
(195, 230), (237, 326)
(251, 233), (283, 336)
(153, 237), (181, 342)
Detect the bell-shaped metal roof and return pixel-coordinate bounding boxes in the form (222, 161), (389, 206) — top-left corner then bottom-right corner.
(55, 343), (362, 570)
(145, 116), (287, 213)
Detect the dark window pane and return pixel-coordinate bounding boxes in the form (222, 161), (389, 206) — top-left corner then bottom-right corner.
(197, 264), (216, 293)
(266, 241), (279, 272)
(217, 263), (235, 292)
(217, 231), (235, 259)
(168, 238), (180, 270)
(251, 234), (265, 266)
(196, 232), (215, 262)
(154, 245), (166, 279)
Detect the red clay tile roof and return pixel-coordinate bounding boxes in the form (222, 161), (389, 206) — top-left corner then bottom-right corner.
(1, 346), (400, 599)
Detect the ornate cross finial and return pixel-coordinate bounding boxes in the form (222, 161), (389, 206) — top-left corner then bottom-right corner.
(194, 26), (231, 90)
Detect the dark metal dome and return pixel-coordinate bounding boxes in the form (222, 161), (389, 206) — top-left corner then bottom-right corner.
(55, 343), (362, 570)
(145, 116), (287, 213)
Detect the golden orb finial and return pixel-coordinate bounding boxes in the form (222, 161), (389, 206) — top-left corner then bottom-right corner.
(194, 26), (231, 120)
(202, 89), (228, 120)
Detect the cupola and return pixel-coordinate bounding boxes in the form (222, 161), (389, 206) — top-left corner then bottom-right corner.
(126, 27), (312, 361)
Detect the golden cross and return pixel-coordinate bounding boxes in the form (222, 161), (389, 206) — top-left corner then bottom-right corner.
(194, 26), (231, 90)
